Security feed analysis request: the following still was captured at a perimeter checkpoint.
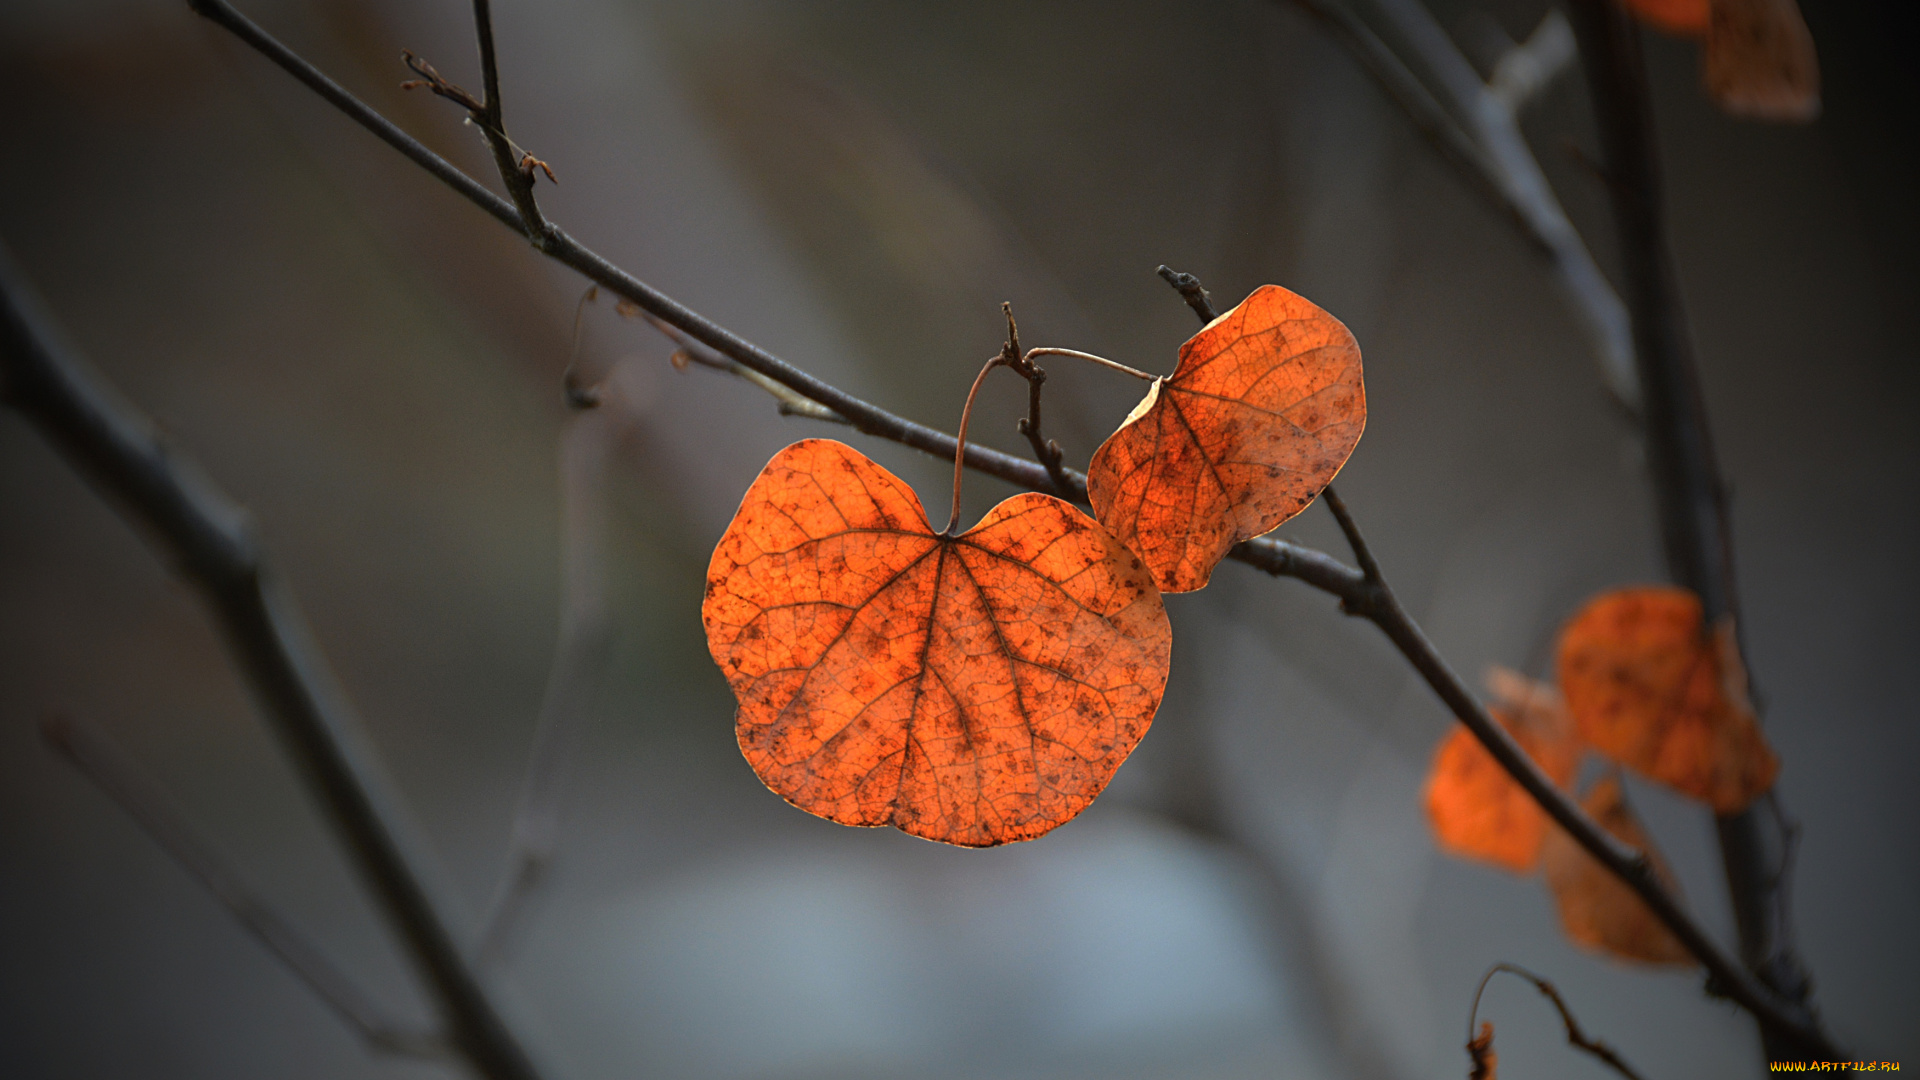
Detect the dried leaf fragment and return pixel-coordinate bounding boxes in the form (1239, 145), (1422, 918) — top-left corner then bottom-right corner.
(1468, 1020), (1498, 1080)
(1087, 284), (1366, 593)
(1705, 0), (1820, 122)
(1541, 776), (1695, 966)
(1423, 669), (1580, 873)
(703, 439), (1172, 847)
(1556, 587), (1778, 812)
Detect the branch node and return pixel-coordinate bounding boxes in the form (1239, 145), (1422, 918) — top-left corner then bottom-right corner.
(997, 304), (1072, 497)
(1156, 264), (1219, 323)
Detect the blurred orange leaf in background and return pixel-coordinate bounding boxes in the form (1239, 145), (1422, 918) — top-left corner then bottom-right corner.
(702, 439), (1172, 847)
(1622, 0), (1709, 37)
(1087, 285), (1365, 593)
(1541, 776), (1695, 966)
(1704, 0), (1820, 121)
(1557, 587), (1778, 812)
(1423, 669), (1581, 873)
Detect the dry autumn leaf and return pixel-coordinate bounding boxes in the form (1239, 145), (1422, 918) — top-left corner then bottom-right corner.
(1622, 0), (1709, 37)
(1704, 0), (1820, 122)
(1086, 284), (1365, 593)
(702, 438), (1172, 847)
(1468, 1020), (1498, 1080)
(1557, 587), (1778, 812)
(1423, 668), (1581, 874)
(1541, 776), (1695, 966)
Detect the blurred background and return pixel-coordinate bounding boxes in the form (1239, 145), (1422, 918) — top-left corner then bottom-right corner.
(1, 0), (1914, 1077)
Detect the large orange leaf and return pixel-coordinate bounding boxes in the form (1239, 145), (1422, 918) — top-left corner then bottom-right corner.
(1557, 587), (1778, 812)
(1623, 0), (1709, 37)
(1704, 0), (1820, 122)
(703, 438), (1173, 847)
(1086, 285), (1366, 593)
(1423, 669), (1580, 873)
(1541, 776), (1694, 966)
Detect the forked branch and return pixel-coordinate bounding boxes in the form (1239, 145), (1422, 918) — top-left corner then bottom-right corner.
(172, 0), (1829, 1050)
(996, 304), (1074, 498)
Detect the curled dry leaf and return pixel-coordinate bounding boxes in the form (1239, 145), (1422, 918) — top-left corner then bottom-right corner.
(702, 439), (1172, 847)
(1468, 1020), (1498, 1080)
(1541, 776), (1695, 967)
(1705, 0), (1820, 122)
(1557, 587), (1778, 812)
(1087, 284), (1366, 594)
(1423, 668), (1580, 874)
(1622, 0), (1709, 37)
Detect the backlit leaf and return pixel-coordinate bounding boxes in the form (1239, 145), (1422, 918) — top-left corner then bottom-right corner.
(1086, 285), (1366, 593)
(1556, 587), (1778, 812)
(1423, 669), (1580, 873)
(702, 439), (1173, 847)
(1541, 776), (1695, 966)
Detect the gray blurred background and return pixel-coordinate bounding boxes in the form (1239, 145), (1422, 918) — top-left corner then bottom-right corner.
(1, 0), (1913, 1077)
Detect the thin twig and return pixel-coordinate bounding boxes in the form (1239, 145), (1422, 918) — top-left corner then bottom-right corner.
(475, 358), (626, 965)
(173, 1), (1830, 1046)
(561, 286), (602, 409)
(1564, 0), (1831, 1060)
(1156, 265), (1219, 323)
(1319, 487), (1383, 584)
(0, 244), (548, 1080)
(998, 304), (1074, 499)
(40, 715), (450, 1061)
(1468, 963), (1648, 1080)
(469, 0), (550, 240)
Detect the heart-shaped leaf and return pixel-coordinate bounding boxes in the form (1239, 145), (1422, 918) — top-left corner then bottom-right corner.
(703, 439), (1172, 847)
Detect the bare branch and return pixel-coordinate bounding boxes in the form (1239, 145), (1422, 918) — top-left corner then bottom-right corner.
(0, 244), (549, 1080)
(468, 0), (551, 240)
(41, 715), (449, 1061)
(1564, 0), (1832, 1060)
(171, 1), (1830, 1047)
(1468, 963), (1648, 1080)
(1287, 0), (1639, 413)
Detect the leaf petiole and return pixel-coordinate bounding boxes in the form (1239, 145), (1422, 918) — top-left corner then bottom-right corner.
(1023, 347), (1157, 382)
(945, 354), (1010, 537)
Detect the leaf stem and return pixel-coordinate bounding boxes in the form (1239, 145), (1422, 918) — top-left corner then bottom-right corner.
(947, 354), (1009, 536)
(1022, 347), (1157, 382)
